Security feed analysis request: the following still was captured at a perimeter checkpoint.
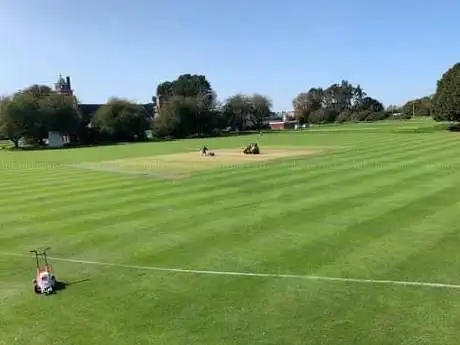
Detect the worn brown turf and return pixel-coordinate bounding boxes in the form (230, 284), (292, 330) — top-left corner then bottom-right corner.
(70, 147), (324, 179)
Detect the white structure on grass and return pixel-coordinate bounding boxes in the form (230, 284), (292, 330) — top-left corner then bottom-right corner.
(47, 131), (70, 148)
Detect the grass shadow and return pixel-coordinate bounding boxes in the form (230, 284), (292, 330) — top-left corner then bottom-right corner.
(54, 278), (90, 292)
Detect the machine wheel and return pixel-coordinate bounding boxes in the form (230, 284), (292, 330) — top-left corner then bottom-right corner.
(33, 283), (40, 294)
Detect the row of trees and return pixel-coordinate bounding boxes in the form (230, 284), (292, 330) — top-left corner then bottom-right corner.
(0, 62), (459, 148)
(153, 74), (273, 137)
(292, 81), (386, 124)
(0, 85), (81, 147)
(0, 74), (274, 147)
(0, 86), (153, 147)
(292, 82), (440, 124)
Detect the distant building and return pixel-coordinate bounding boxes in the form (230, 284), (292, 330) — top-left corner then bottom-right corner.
(52, 74), (155, 121)
(268, 111), (299, 130)
(46, 74), (155, 147)
(268, 120), (299, 130)
(54, 74), (74, 96)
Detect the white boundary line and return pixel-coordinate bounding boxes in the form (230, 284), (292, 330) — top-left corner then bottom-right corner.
(3, 251), (460, 290)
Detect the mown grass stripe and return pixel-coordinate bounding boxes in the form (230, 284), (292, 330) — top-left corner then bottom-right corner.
(3, 121), (460, 345)
(6, 140), (457, 235)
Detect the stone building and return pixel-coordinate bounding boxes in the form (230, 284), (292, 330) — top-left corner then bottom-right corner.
(47, 74), (155, 147)
(53, 74), (155, 120)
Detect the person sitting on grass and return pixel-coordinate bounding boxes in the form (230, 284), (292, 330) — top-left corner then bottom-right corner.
(243, 143), (260, 154)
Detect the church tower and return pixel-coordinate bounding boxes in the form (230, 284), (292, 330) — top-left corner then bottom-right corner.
(54, 74), (73, 96)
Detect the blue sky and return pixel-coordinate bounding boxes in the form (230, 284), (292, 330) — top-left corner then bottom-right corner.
(0, 0), (459, 111)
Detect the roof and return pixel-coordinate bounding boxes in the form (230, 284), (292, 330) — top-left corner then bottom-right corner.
(78, 103), (155, 119)
(78, 104), (101, 119)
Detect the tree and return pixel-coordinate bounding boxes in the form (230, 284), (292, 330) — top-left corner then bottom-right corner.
(0, 92), (42, 147)
(222, 94), (272, 130)
(152, 98), (182, 137)
(156, 74), (215, 108)
(354, 96), (384, 113)
(173, 74), (214, 102)
(0, 88), (84, 147)
(401, 96), (433, 117)
(153, 74), (219, 137)
(293, 81), (380, 124)
(351, 84), (365, 108)
(222, 94), (251, 130)
(153, 94), (218, 138)
(21, 84), (53, 99)
(364, 111), (389, 122)
(336, 109), (354, 123)
(386, 105), (401, 113)
(322, 80), (366, 115)
(250, 94), (272, 129)
(0, 96), (17, 145)
(92, 98), (150, 141)
(156, 81), (174, 108)
(432, 63), (460, 122)
(292, 88), (323, 123)
(309, 108), (337, 124)
(39, 93), (81, 134)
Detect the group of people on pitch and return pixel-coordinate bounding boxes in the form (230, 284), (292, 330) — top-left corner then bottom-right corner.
(200, 142), (260, 156)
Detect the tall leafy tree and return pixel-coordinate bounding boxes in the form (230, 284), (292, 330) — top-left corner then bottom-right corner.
(39, 93), (81, 134)
(354, 96), (384, 113)
(293, 81), (374, 124)
(222, 94), (272, 130)
(309, 107), (337, 124)
(92, 98), (150, 141)
(153, 74), (218, 137)
(153, 94), (218, 137)
(323, 80), (365, 114)
(292, 88), (324, 123)
(0, 85), (83, 146)
(0, 92), (42, 147)
(401, 96), (433, 117)
(156, 74), (215, 108)
(223, 94), (250, 130)
(250, 94), (272, 129)
(21, 84), (53, 99)
(156, 81), (174, 108)
(432, 63), (460, 122)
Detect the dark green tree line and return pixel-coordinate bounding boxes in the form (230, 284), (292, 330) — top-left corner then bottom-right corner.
(292, 80), (386, 124)
(1, 63), (459, 148)
(153, 74), (272, 137)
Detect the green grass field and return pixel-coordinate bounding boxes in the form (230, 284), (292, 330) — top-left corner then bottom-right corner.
(2, 119), (460, 345)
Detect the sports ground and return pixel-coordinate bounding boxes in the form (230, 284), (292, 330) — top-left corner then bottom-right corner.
(1, 119), (460, 345)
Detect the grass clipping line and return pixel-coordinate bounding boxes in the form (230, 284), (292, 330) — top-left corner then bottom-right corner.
(3, 251), (460, 290)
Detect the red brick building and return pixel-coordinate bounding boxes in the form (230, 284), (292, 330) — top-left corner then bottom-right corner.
(268, 120), (299, 130)
(268, 111), (299, 130)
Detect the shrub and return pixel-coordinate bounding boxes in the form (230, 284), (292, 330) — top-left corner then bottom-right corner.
(309, 108), (337, 124)
(336, 110), (353, 123)
(365, 111), (389, 122)
(350, 110), (372, 122)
